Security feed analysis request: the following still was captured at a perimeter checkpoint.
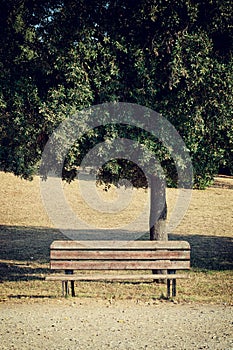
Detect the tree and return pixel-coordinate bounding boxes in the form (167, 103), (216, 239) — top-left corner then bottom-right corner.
(0, 0), (232, 240)
(98, 0), (233, 188)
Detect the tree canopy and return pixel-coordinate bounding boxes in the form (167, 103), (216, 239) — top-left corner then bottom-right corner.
(0, 0), (232, 188)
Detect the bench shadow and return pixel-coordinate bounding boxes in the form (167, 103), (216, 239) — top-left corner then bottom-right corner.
(7, 295), (56, 300)
(0, 225), (232, 284)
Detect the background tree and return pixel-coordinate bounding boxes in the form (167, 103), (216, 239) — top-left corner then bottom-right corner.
(0, 0), (232, 239)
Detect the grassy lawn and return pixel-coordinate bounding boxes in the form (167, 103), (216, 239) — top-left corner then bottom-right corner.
(0, 172), (232, 304)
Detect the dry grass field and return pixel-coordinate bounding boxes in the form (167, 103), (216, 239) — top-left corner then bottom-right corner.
(0, 171), (232, 304)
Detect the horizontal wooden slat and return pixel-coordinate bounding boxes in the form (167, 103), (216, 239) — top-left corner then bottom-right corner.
(50, 240), (190, 250)
(46, 273), (189, 281)
(50, 250), (190, 260)
(50, 260), (190, 270)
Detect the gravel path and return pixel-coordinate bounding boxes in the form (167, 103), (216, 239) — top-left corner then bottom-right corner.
(1, 299), (232, 350)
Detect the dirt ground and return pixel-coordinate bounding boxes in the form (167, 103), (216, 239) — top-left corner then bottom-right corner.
(1, 299), (233, 350)
(0, 172), (232, 349)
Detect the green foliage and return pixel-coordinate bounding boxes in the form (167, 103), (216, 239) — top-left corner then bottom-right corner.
(0, 0), (232, 187)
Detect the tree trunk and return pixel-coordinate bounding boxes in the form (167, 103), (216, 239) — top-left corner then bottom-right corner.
(149, 174), (167, 279)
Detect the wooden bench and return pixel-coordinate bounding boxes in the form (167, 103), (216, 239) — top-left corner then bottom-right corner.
(46, 240), (190, 298)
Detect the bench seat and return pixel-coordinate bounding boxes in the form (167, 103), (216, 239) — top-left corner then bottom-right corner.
(46, 240), (190, 298)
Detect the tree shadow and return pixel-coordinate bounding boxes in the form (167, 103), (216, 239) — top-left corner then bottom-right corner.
(0, 225), (66, 262)
(0, 261), (50, 282)
(0, 225), (66, 282)
(170, 233), (233, 271)
(0, 225), (232, 283)
(141, 232), (233, 270)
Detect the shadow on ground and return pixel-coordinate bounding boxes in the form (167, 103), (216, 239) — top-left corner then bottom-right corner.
(0, 225), (232, 282)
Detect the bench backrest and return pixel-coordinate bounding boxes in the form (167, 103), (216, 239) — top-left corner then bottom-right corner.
(50, 240), (190, 271)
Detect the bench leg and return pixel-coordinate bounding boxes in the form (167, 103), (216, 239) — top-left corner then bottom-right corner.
(167, 279), (176, 298)
(172, 279), (176, 297)
(62, 270), (75, 297)
(71, 281), (75, 297)
(167, 270), (176, 298)
(62, 281), (65, 296)
(167, 279), (171, 298)
(62, 281), (75, 297)
(62, 281), (69, 297)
